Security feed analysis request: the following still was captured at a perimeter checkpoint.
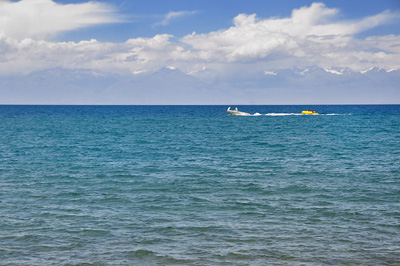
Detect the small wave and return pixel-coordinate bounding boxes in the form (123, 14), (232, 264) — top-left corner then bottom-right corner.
(126, 249), (157, 258)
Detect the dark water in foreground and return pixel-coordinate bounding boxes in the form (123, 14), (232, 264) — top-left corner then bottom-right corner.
(1, 105), (399, 265)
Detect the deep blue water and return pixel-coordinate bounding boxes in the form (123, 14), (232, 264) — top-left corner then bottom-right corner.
(1, 105), (399, 265)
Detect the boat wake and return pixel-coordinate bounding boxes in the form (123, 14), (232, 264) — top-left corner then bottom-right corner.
(265, 113), (302, 116)
(227, 107), (348, 116)
(234, 113), (348, 116)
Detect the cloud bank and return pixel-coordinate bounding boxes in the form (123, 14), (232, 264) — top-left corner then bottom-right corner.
(181, 3), (400, 70)
(0, 1), (399, 77)
(0, 0), (121, 40)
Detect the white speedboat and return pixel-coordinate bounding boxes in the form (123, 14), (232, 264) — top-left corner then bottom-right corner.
(227, 107), (251, 116)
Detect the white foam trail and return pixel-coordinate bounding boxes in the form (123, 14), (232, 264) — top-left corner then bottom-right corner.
(234, 112), (350, 117)
(265, 113), (302, 116)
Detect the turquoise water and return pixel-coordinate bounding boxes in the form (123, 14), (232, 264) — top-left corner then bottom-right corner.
(1, 105), (399, 265)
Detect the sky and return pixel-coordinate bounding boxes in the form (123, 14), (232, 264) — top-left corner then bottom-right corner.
(55, 0), (400, 42)
(0, 0), (400, 104)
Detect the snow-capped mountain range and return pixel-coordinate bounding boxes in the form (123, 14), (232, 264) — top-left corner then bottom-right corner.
(1, 66), (399, 104)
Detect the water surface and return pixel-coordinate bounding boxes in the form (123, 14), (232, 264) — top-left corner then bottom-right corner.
(1, 105), (399, 265)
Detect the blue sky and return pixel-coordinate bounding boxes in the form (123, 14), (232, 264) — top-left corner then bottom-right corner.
(56, 0), (400, 42)
(0, 0), (400, 104)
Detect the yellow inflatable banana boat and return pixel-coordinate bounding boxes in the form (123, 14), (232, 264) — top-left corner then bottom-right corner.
(302, 110), (318, 115)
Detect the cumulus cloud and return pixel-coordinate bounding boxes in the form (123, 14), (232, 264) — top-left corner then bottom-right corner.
(0, 0), (122, 40)
(0, 2), (399, 76)
(181, 2), (400, 66)
(0, 33), (179, 75)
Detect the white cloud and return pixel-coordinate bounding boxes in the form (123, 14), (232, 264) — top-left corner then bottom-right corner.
(0, 33), (178, 75)
(157, 11), (197, 26)
(181, 2), (400, 68)
(0, 2), (399, 76)
(0, 0), (122, 40)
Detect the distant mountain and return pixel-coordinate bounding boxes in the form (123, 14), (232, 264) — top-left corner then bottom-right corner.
(219, 66), (400, 104)
(0, 67), (206, 104)
(117, 67), (209, 104)
(1, 66), (399, 104)
(0, 68), (118, 104)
